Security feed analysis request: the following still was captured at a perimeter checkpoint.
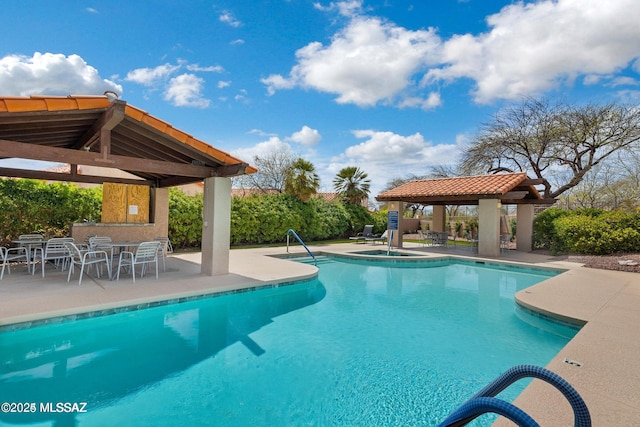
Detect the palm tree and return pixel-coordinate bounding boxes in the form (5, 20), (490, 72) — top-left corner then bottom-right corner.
(333, 166), (371, 205)
(284, 158), (320, 201)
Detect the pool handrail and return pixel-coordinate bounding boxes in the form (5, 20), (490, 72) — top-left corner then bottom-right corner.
(437, 364), (591, 427)
(286, 229), (316, 264)
(386, 229), (393, 255)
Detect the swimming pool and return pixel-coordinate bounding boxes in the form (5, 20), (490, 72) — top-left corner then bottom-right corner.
(0, 256), (575, 426)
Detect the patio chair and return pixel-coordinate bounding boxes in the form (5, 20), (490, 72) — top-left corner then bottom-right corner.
(154, 237), (173, 272)
(349, 225), (374, 243)
(89, 236), (115, 266)
(116, 241), (163, 283)
(64, 242), (111, 286)
(500, 234), (511, 252)
(33, 237), (74, 277)
(18, 233), (44, 241)
(0, 246), (29, 279)
(17, 233), (46, 273)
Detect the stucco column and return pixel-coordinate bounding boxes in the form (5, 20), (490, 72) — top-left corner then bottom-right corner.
(478, 199), (500, 257)
(152, 187), (169, 237)
(432, 206), (446, 232)
(516, 204), (534, 252)
(201, 177), (231, 276)
(388, 201), (404, 248)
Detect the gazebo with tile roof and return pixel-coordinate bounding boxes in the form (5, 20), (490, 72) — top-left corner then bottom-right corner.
(376, 173), (555, 256)
(0, 94), (257, 276)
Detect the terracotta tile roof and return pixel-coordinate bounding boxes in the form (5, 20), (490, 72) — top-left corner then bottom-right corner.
(0, 95), (257, 180)
(377, 173), (544, 204)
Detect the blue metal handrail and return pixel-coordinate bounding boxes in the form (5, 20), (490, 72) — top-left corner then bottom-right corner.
(286, 229), (316, 263)
(438, 364), (591, 427)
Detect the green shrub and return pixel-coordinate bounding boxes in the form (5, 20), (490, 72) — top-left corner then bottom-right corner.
(0, 178), (101, 245)
(168, 188), (203, 248)
(0, 179), (389, 249)
(533, 207), (571, 252)
(534, 207), (640, 255)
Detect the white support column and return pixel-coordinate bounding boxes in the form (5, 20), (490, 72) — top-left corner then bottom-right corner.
(516, 204), (534, 252)
(478, 199), (500, 257)
(201, 177), (231, 276)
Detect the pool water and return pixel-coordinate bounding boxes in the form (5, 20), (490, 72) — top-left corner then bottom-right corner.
(0, 258), (575, 426)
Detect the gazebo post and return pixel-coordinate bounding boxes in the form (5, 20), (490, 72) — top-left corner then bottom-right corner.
(478, 199), (501, 257)
(388, 201), (404, 248)
(516, 204), (534, 251)
(201, 177), (231, 276)
(432, 206), (446, 232)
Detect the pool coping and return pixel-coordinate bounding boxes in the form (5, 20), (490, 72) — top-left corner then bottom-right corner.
(1, 243), (639, 425)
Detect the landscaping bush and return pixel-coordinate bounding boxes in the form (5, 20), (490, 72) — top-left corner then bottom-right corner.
(0, 179), (385, 249)
(533, 207), (640, 255)
(532, 207), (571, 252)
(168, 188), (203, 249)
(0, 178), (101, 245)
(230, 193), (362, 245)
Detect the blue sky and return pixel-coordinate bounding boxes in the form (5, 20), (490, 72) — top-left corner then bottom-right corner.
(1, 0), (640, 196)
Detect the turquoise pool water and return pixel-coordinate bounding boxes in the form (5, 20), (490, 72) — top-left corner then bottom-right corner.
(0, 257), (575, 426)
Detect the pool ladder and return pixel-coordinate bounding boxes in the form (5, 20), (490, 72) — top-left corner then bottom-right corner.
(437, 364), (591, 427)
(286, 229), (316, 264)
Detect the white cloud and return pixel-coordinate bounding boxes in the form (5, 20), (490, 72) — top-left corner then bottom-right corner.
(86, 7), (98, 14)
(125, 61), (226, 107)
(261, 74), (296, 95)
(267, 0), (640, 108)
(313, 1), (363, 17)
(219, 10), (241, 27)
(231, 137), (295, 163)
(327, 130), (462, 196)
(0, 52), (122, 96)
(163, 74), (210, 108)
(186, 64), (224, 73)
(397, 92), (442, 109)
(262, 16), (441, 107)
(125, 63), (180, 86)
(608, 76), (639, 87)
(344, 130), (435, 161)
(287, 125), (322, 147)
(218, 80), (231, 88)
(424, 0), (640, 103)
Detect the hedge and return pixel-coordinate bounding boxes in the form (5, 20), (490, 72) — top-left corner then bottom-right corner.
(533, 207), (640, 255)
(0, 178), (102, 245)
(0, 179), (384, 249)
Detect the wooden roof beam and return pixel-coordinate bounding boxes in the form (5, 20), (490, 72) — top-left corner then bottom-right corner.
(73, 100), (126, 150)
(0, 138), (215, 179)
(0, 167), (154, 186)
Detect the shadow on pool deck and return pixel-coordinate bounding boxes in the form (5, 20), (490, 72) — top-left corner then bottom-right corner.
(1, 243), (639, 425)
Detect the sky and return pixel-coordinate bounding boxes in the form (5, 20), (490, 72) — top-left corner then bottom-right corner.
(1, 0), (640, 198)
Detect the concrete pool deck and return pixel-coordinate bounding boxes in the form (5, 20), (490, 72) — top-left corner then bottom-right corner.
(0, 243), (639, 425)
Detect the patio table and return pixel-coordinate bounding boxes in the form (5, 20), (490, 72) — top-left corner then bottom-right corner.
(11, 239), (46, 273)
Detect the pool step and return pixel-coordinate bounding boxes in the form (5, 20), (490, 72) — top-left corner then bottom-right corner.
(295, 255), (333, 265)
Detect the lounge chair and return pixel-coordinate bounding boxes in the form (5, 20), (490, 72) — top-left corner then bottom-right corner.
(366, 230), (388, 245)
(349, 225), (374, 244)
